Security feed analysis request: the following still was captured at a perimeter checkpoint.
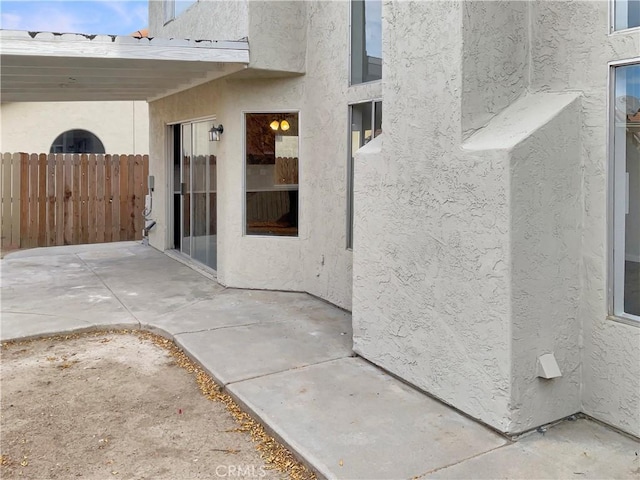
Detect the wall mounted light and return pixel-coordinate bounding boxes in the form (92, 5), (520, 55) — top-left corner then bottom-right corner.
(209, 124), (224, 141)
(270, 120), (280, 131)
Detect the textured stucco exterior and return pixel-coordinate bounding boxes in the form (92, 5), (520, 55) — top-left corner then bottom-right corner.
(0, 101), (149, 154)
(147, 1), (379, 309)
(527, 1), (639, 437)
(145, 0), (639, 437)
(149, 0), (306, 75)
(354, 0), (638, 435)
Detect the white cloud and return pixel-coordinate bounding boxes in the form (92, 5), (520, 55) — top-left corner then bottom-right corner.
(0, 12), (22, 30)
(97, 1), (147, 29)
(0, 8), (87, 33)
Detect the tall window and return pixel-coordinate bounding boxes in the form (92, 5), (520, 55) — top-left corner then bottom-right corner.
(351, 0), (382, 85)
(245, 112), (299, 237)
(347, 101), (382, 249)
(50, 129), (105, 154)
(613, 0), (640, 31)
(612, 61), (640, 321)
(164, 0), (197, 24)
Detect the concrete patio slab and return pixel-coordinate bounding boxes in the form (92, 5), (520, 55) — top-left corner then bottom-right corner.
(2, 242), (637, 480)
(76, 246), (224, 323)
(149, 289), (331, 335)
(427, 419), (639, 479)
(0, 254), (99, 288)
(0, 311), (95, 341)
(176, 312), (353, 385)
(228, 357), (508, 479)
(1, 283), (135, 337)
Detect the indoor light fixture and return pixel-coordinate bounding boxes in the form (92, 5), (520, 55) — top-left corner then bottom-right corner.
(209, 124), (224, 141)
(269, 119), (291, 131)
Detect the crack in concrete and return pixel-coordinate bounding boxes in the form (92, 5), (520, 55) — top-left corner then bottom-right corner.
(223, 354), (357, 388)
(413, 442), (511, 478)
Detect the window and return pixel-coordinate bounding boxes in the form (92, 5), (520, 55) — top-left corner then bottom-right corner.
(347, 101), (382, 249)
(613, 0), (640, 31)
(164, 0), (197, 24)
(245, 112), (299, 237)
(611, 61), (640, 321)
(50, 129), (105, 154)
(351, 0), (382, 85)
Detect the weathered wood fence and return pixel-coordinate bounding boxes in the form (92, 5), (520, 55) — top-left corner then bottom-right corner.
(0, 153), (148, 249)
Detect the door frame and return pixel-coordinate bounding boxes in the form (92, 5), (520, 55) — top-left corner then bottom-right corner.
(165, 115), (218, 268)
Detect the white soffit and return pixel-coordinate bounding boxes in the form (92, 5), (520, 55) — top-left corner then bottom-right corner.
(0, 30), (249, 102)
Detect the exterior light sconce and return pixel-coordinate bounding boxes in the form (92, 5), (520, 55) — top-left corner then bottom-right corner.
(209, 124), (224, 141)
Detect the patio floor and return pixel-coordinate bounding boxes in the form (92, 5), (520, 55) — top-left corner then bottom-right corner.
(1, 242), (637, 479)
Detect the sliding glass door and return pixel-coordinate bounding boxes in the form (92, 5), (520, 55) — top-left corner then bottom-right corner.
(173, 119), (217, 270)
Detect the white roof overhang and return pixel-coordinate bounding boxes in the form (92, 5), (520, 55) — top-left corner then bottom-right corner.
(0, 30), (249, 102)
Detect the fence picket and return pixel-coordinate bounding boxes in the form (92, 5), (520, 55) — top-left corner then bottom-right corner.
(1, 153), (13, 248)
(79, 154), (89, 245)
(133, 154), (143, 240)
(54, 154), (64, 245)
(37, 153), (47, 246)
(104, 155), (113, 243)
(96, 154), (105, 243)
(71, 155), (81, 245)
(112, 155), (120, 242)
(119, 155), (129, 240)
(27, 154), (38, 248)
(47, 154), (56, 246)
(87, 154), (97, 244)
(19, 154), (28, 247)
(10, 153), (21, 248)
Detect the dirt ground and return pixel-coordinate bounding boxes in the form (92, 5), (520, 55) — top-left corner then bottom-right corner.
(0, 331), (314, 480)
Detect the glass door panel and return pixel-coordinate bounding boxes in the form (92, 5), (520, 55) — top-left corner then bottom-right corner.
(191, 120), (217, 270)
(181, 123), (192, 256)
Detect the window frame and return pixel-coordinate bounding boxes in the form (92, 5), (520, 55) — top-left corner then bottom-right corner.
(163, 0), (197, 25)
(608, 57), (640, 325)
(242, 109), (301, 239)
(610, 0), (640, 33)
(347, 99), (382, 250)
(349, 0), (383, 87)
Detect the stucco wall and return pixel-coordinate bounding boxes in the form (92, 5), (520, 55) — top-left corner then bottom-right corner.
(0, 101), (149, 154)
(353, 0), (514, 432)
(148, 1), (376, 310)
(461, 1), (528, 139)
(149, 0), (305, 75)
(354, 0), (639, 436)
(530, 0), (639, 437)
(506, 94), (583, 431)
(149, 0), (249, 41)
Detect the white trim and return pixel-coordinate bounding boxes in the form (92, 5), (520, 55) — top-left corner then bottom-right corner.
(610, 0), (640, 33)
(0, 30), (249, 102)
(608, 56), (640, 67)
(0, 31), (249, 60)
(167, 114), (218, 126)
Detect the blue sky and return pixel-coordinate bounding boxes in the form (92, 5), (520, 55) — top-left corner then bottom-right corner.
(0, 0), (148, 35)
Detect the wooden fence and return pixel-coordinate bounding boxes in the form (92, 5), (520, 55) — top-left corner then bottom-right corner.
(0, 153), (148, 249)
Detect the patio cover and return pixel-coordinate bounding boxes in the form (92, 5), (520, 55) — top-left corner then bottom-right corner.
(0, 30), (249, 102)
